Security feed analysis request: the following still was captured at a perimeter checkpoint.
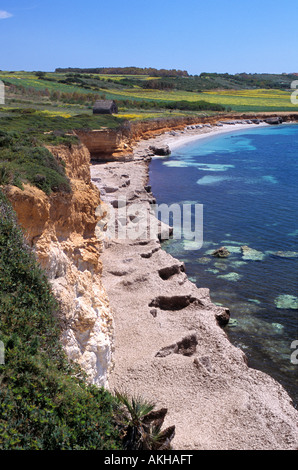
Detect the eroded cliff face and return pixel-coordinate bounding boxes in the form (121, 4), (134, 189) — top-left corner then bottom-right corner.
(76, 112), (298, 162)
(4, 143), (113, 386)
(75, 128), (133, 162)
(3, 114), (298, 388)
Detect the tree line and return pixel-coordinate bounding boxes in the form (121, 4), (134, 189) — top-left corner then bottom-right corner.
(55, 67), (189, 77)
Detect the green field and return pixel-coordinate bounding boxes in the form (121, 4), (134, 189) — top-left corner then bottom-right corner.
(1, 70), (297, 119)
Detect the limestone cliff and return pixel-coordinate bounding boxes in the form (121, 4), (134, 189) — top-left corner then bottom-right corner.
(4, 143), (113, 386)
(76, 112), (298, 162)
(75, 128), (132, 162)
(3, 116), (298, 449)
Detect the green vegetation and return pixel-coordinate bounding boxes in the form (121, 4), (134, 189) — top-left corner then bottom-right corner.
(1, 70), (296, 117)
(0, 108), (126, 194)
(117, 99), (226, 112)
(0, 196), (177, 450)
(55, 66), (189, 77)
(0, 67), (296, 450)
(0, 130), (71, 194)
(139, 72), (298, 92)
(113, 391), (175, 450)
(54, 68), (297, 92)
(0, 192), (122, 449)
(199, 72), (298, 90)
(0, 106), (123, 132)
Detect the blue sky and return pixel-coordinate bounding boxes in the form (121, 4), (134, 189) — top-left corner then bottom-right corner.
(0, 0), (297, 74)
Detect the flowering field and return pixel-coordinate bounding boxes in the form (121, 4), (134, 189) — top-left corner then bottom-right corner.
(106, 87), (296, 112)
(202, 89), (296, 111)
(1, 71), (297, 115)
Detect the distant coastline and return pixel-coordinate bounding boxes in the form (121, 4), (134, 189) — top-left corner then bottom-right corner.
(125, 112), (298, 155)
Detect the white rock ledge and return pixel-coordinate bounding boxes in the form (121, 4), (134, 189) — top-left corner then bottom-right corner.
(91, 127), (298, 450)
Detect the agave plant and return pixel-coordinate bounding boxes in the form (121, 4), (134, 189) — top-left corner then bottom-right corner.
(113, 390), (175, 450)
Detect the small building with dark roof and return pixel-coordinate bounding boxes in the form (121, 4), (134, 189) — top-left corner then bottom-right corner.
(93, 100), (118, 115)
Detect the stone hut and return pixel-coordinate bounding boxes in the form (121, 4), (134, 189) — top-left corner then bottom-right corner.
(93, 100), (118, 115)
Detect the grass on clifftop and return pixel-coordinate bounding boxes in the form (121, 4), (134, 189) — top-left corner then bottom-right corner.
(0, 109), (125, 194)
(0, 130), (71, 195)
(0, 190), (122, 450)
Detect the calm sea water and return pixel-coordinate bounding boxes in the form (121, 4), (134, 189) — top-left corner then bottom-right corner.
(149, 124), (298, 407)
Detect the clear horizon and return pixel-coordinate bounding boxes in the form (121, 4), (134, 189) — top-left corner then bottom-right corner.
(0, 0), (297, 75)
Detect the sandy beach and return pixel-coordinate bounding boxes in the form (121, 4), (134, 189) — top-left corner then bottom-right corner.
(167, 122), (270, 150)
(134, 120), (272, 156)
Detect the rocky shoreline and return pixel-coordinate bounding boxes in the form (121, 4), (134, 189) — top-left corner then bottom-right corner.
(90, 122), (298, 450)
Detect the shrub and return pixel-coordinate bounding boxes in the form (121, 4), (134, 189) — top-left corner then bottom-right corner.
(113, 390), (175, 450)
(0, 192), (122, 450)
(114, 98), (226, 112)
(0, 131), (71, 194)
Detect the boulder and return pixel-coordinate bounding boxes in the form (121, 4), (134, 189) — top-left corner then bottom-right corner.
(212, 246), (230, 258)
(149, 145), (171, 156)
(215, 308), (230, 327)
(265, 116), (283, 125)
(241, 245), (265, 261)
(102, 185), (118, 193)
(272, 251), (298, 259)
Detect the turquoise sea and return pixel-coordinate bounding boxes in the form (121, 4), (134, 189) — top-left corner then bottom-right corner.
(149, 124), (298, 407)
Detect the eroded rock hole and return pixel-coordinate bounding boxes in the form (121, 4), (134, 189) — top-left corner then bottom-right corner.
(158, 263), (185, 281)
(140, 247), (160, 259)
(149, 295), (202, 311)
(155, 334), (198, 358)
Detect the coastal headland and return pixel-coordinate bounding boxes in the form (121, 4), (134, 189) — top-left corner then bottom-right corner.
(90, 115), (298, 450)
(3, 112), (298, 450)
(77, 112), (298, 162)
